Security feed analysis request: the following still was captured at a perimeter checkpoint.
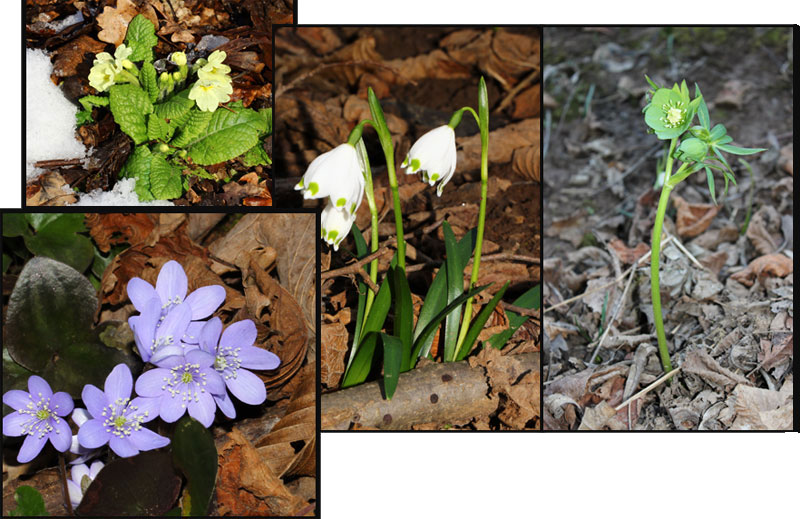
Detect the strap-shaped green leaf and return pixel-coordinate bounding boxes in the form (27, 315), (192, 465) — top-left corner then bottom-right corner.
(455, 281), (510, 361)
(171, 109), (213, 148)
(442, 221), (465, 362)
(349, 225), (369, 361)
(414, 227), (477, 360)
(410, 283), (492, 361)
(389, 266), (413, 371)
(186, 106), (267, 165)
(342, 278), (391, 388)
(487, 284), (540, 350)
(140, 61), (159, 103)
(109, 84), (153, 145)
(124, 14), (158, 62)
(380, 333), (403, 400)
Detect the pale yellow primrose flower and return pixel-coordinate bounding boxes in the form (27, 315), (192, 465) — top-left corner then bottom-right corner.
(88, 61), (118, 92)
(197, 50), (231, 82)
(189, 78), (233, 112)
(88, 44), (134, 92)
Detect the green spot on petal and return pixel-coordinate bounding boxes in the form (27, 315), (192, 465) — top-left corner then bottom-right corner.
(308, 182), (319, 196)
(410, 158), (421, 171)
(431, 173), (440, 181)
(328, 230), (338, 241)
(336, 197), (346, 207)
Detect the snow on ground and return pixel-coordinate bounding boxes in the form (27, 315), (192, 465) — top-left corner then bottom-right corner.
(26, 48), (87, 180)
(71, 178), (174, 206)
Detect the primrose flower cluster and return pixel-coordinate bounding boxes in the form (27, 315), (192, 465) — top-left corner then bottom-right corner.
(89, 44), (232, 113)
(2, 261), (280, 507)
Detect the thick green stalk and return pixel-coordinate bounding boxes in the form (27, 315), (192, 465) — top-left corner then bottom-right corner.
(650, 180), (674, 373)
(453, 78), (489, 360)
(367, 88), (406, 270)
(356, 138), (380, 318)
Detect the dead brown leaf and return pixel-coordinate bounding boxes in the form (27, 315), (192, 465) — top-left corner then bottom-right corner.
(320, 311), (350, 388)
(682, 350), (751, 389)
(96, 0), (158, 47)
(511, 83), (541, 119)
(511, 145), (540, 182)
(25, 170), (77, 206)
(729, 253), (793, 287)
(216, 427), (305, 516)
(745, 206), (782, 255)
(257, 363), (316, 479)
(672, 195), (719, 238)
(295, 26), (343, 54)
(608, 238), (650, 265)
(758, 334), (793, 370)
(730, 380), (792, 430)
(51, 35), (108, 78)
(458, 118), (540, 173)
(578, 401), (627, 430)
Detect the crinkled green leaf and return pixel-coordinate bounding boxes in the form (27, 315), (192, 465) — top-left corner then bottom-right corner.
(140, 61), (159, 103)
(121, 145), (155, 201)
(109, 84), (153, 144)
(76, 109), (94, 125)
(172, 417), (217, 516)
(154, 88), (194, 121)
(8, 486), (48, 516)
(147, 113), (170, 141)
(124, 14), (158, 62)
(241, 140), (271, 166)
(170, 109), (213, 148)
(79, 95), (109, 111)
(186, 106), (267, 165)
(149, 154), (183, 200)
(258, 107), (272, 136)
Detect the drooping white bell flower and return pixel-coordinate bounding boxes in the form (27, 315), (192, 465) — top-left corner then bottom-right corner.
(402, 125), (457, 196)
(295, 143), (365, 216)
(320, 201), (359, 251)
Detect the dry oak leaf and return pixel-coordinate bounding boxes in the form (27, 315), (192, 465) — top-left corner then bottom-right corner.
(608, 238), (650, 265)
(216, 427), (305, 516)
(729, 253), (793, 287)
(730, 380), (792, 430)
(295, 26), (343, 54)
(320, 314), (349, 389)
(758, 334), (793, 371)
(96, 0), (158, 46)
(682, 350), (751, 389)
(26, 170), (77, 206)
(511, 145), (540, 182)
(52, 35), (108, 78)
(672, 195), (719, 238)
(458, 117), (540, 173)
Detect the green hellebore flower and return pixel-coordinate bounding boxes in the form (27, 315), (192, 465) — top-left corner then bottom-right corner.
(677, 137), (708, 162)
(189, 78), (233, 112)
(644, 86), (697, 140)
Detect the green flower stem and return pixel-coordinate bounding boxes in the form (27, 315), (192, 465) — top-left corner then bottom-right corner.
(356, 137), (380, 318)
(367, 88), (406, 271)
(118, 69), (140, 87)
(650, 137), (689, 375)
(453, 77), (489, 361)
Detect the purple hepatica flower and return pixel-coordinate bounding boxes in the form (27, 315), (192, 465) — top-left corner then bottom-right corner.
(2, 376), (73, 463)
(69, 408), (101, 465)
(135, 349), (225, 428)
(199, 317), (281, 418)
(127, 260), (226, 345)
(67, 460), (104, 509)
(129, 296), (192, 364)
(77, 364), (168, 458)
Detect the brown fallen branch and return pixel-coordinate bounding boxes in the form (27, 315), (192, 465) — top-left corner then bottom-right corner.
(321, 353), (539, 430)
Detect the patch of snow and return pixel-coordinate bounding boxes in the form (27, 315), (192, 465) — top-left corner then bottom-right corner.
(72, 178), (174, 206)
(45, 12), (84, 32)
(26, 48), (87, 180)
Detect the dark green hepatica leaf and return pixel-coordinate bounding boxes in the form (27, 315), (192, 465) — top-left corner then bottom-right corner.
(4, 257), (141, 397)
(23, 213), (94, 273)
(172, 417), (218, 516)
(76, 451), (181, 516)
(8, 486), (48, 516)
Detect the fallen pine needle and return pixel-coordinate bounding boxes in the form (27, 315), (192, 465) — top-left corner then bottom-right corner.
(614, 366), (681, 411)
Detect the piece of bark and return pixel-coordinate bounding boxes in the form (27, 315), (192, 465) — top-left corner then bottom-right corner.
(322, 353), (539, 430)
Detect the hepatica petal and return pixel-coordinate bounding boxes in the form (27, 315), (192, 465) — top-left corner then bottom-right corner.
(104, 364), (133, 404)
(3, 390), (32, 410)
(184, 285), (226, 320)
(126, 277), (157, 312)
(28, 376), (53, 399)
(219, 319), (257, 350)
(78, 419), (110, 449)
(18, 434), (48, 463)
(156, 260), (188, 305)
(238, 346), (281, 370)
(227, 369), (266, 405)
